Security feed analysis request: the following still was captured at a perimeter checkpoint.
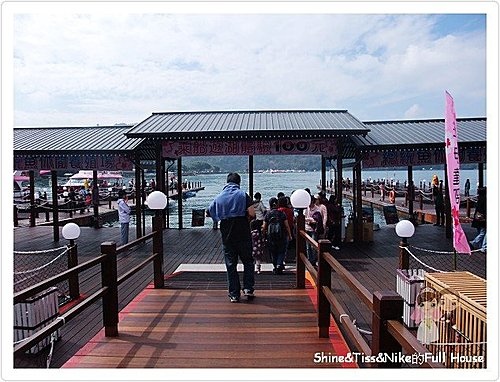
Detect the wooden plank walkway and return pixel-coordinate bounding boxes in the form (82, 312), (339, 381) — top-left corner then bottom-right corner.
(13, 217), (486, 368)
(62, 286), (351, 368)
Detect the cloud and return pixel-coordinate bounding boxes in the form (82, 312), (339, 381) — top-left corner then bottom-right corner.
(404, 104), (423, 119)
(12, 13), (486, 126)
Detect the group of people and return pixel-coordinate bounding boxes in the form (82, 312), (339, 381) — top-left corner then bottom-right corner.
(250, 192), (293, 275)
(208, 173), (344, 303)
(304, 191), (343, 265)
(430, 174), (487, 253)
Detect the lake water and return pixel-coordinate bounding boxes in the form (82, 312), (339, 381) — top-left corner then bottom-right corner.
(32, 167), (485, 229)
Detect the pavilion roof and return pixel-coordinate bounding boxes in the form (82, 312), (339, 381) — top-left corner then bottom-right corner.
(126, 110), (370, 140)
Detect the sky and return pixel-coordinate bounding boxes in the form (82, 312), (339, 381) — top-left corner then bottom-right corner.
(9, 5), (489, 127)
(2, 3), (499, 381)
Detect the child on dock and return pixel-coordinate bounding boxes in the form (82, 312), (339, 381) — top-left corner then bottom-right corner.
(250, 219), (265, 274)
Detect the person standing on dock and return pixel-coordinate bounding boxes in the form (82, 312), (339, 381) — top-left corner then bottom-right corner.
(263, 197), (292, 274)
(432, 180), (445, 226)
(117, 189), (131, 245)
(464, 178), (471, 197)
(208, 173), (255, 303)
(252, 192), (267, 231)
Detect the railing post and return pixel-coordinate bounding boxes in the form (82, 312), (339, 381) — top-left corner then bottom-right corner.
(317, 239), (331, 338)
(152, 215), (165, 288)
(371, 291), (403, 367)
(68, 240), (80, 299)
(466, 197), (471, 218)
(295, 210), (306, 289)
(398, 238), (409, 270)
(101, 241), (119, 337)
(419, 193), (423, 210)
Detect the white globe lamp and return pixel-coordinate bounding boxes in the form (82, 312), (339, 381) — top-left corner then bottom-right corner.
(62, 222), (81, 240)
(395, 219), (415, 239)
(290, 189), (311, 209)
(146, 191), (168, 210)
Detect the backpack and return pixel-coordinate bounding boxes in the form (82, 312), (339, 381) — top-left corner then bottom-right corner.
(267, 215), (284, 243)
(311, 211), (324, 236)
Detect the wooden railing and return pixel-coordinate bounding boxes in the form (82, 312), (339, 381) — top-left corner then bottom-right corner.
(13, 217), (164, 355)
(294, 211), (443, 368)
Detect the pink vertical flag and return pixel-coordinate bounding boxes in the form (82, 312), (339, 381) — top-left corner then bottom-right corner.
(445, 91), (471, 254)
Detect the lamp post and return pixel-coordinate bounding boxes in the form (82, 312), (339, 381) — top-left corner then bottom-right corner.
(395, 220), (415, 270)
(62, 222), (81, 299)
(146, 191), (168, 288)
(291, 189), (311, 289)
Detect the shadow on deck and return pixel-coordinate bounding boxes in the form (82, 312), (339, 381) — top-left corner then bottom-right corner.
(61, 274), (351, 368)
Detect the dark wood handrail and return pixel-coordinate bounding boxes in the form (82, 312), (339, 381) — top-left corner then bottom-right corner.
(14, 255), (106, 303)
(117, 252), (160, 285)
(322, 251), (373, 310)
(321, 285), (372, 356)
(14, 225), (165, 357)
(116, 231), (155, 254)
(14, 288), (107, 355)
(296, 227), (441, 368)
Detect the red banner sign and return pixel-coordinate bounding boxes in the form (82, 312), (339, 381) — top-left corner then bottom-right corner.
(14, 154), (133, 171)
(361, 147), (485, 168)
(163, 139), (338, 157)
(445, 91), (471, 254)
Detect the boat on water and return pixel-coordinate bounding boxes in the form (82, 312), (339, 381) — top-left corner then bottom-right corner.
(13, 171), (30, 199)
(61, 170), (124, 190)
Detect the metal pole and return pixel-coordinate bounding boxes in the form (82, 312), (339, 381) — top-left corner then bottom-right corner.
(249, 155), (254, 200)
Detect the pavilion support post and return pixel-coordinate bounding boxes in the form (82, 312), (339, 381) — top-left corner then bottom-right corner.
(177, 157), (183, 229)
(478, 162), (484, 188)
(141, 168), (146, 235)
(354, 159), (363, 242)
(51, 170), (60, 241)
(335, 142), (343, 246)
(134, 155), (142, 239)
(444, 163), (452, 238)
(166, 159), (175, 229)
(321, 156), (326, 193)
(29, 170), (36, 227)
(248, 155), (254, 200)
(155, 142), (166, 229)
(92, 170), (99, 228)
(336, 141), (343, 205)
(161, 157), (167, 228)
(407, 166), (414, 221)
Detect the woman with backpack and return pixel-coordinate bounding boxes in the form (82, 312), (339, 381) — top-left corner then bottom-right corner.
(262, 197), (292, 274)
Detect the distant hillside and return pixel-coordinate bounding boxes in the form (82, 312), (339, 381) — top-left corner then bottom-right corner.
(182, 155), (323, 173)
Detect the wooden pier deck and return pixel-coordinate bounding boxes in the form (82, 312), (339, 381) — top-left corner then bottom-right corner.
(61, 285), (350, 368)
(13, 217), (486, 369)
